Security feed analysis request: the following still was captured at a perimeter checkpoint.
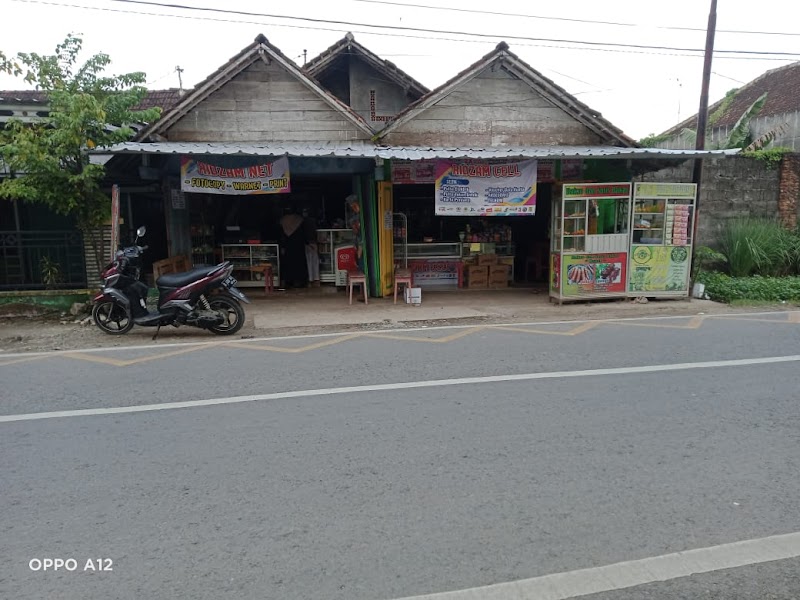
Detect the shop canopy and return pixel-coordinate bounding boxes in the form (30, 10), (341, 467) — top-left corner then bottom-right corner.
(98, 142), (739, 161)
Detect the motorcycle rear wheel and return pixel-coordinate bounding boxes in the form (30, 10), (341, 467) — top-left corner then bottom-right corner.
(92, 300), (134, 335)
(207, 295), (245, 335)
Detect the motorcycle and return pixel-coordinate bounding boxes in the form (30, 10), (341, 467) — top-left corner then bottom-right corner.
(92, 226), (250, 339)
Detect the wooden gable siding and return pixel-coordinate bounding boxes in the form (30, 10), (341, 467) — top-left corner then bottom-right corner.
(382, 67), (603, 147)
(348, 57), (417, 124)
(166, 59), (370, 142)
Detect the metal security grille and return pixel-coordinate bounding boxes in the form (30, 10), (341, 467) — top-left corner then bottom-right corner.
(0, 230), (86, 290)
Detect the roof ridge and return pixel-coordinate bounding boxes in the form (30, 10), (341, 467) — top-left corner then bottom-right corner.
(304, 34), (429, 96)
(659, 60), (800, 136)
(376, 42), (635, 147)
(134, 33), (374, 141)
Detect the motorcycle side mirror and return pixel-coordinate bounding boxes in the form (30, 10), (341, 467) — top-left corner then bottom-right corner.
(136, 226), (147, 237)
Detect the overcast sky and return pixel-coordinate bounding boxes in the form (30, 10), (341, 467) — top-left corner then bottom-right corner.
(2, 0), (799, 140)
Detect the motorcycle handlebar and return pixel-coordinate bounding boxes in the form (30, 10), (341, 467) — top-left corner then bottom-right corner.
(140, 245), (149, 252)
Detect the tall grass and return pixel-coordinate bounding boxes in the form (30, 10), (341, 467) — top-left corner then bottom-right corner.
(718, 218), (800, 277)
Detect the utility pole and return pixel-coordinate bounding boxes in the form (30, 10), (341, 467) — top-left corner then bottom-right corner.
(691, 0), (717, 281)
(175, 66), (184, 92)
(692, 0), (717, 187)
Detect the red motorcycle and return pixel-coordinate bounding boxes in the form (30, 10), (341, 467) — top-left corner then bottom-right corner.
(92, 226), (249, 338)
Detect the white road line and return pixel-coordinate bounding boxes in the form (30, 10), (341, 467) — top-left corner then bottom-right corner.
(0, 309), (796, 359)
(2, 354), (799, 423)
(388, 531), (800, 600)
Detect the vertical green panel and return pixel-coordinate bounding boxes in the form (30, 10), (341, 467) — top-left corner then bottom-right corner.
(368, 178), (380, 297)
(352, 175), (370, 295)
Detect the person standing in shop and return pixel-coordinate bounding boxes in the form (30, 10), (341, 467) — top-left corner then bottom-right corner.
(279, 205), (308, 288)
(303, 209), (320, 287)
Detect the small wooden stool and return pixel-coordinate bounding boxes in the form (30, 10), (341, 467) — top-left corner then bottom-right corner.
(394, 268), (413, 304)
(262, 264), (274, 294)
(252, 264), (273, 294)
(347, 270), (368, 305)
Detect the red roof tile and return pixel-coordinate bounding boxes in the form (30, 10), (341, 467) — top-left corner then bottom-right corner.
(662, 61), (800, 135)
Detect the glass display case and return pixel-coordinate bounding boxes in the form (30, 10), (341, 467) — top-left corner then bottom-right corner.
(551, 183), (633, 302)
(556, 198), (588, 253)
(392, 213), (408, 269)
(405, 242), (462, 259)
(628, 182), (697, 297)
(631, 197), (694, 247)
(221, 244), (280, 288)
(460, 242), (515, 258)
(317, 229), (354, 284)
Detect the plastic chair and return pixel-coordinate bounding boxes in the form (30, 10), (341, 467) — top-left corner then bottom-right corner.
(347, 270), (368, 305)
(394, 268), (413, 304)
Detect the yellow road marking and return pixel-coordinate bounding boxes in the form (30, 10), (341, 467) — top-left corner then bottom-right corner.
(610, 315), (705, 329)
(222, 333), (363, 353)
(0, 355), (48, 367)
(492, 321), (600, 336)
(365, 327), (486, 343)
(8, 311), (800, 366)
(712, 312), (800, 324)
(63, 344), (212, 367)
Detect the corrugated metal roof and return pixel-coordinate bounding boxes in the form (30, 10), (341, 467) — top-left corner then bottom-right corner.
(0, 89), (185, 112)
(101, 142), (739, 159)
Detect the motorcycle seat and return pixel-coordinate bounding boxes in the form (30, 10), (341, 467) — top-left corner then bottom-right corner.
(157, 265), (219, 288)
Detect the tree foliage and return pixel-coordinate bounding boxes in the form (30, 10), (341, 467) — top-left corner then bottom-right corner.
(0, 49), (21, 76)
(0, 34), (161, 229)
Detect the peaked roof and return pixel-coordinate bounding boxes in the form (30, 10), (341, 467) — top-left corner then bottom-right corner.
(375, 42), (637, 147)
(136, 34), (374, 141)
(305, 33), (429, 98)
(0, 88), (184, 112)
(662, 61), (800, 136)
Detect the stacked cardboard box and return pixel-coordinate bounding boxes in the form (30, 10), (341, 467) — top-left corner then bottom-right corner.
(477, 254), (497, 266)
(489, 264), (511, 288)
(466, 265), (488, 288)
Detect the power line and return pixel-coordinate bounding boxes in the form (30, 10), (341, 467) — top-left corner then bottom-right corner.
(106, 0), (800, 58)
(347, 0), (800, 38)
(712, 71), (745, 84)
(8, 0), (799, 64)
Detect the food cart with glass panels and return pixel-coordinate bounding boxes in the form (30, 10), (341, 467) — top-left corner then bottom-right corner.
(550, 182), (632, 303)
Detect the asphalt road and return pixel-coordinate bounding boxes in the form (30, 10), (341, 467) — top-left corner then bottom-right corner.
(2, 312), (800, 600)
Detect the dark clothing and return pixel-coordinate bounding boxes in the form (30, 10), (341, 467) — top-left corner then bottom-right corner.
(303, 217), (318, 244)
(281, 227), (308, 288)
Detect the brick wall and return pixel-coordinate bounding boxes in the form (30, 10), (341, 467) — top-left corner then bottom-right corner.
(640, 156), (781, 247)
(778, 154), (800, 231)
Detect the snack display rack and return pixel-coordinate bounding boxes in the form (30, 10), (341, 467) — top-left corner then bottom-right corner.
(628, 182), (697, 297)
(550, 183), (632, 303)
(221, 244), (280, 288)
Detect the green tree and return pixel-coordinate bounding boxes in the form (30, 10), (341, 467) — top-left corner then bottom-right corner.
(0, 50), (21, 76)
(0, 34), (161, 271)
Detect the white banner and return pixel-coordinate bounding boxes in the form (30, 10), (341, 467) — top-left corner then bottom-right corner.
(435, 159), (537, 216)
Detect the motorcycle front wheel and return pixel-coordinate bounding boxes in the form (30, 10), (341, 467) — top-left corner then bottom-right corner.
(92, 300), (134, 335)
(208, 295), (245, 335)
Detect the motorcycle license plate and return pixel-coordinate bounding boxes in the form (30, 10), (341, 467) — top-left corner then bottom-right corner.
(222, 276), (237, 288)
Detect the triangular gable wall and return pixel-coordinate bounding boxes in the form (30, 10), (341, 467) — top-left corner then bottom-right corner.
(139, 36), (374, 143)
(377, 44), (635, 148)
(306, 34), (428, 127)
